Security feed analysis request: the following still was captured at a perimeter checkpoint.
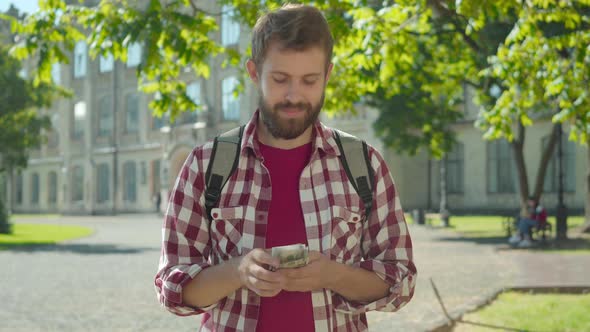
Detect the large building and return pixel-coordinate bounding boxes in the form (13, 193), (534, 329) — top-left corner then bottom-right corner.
(4, 3), (587, 216)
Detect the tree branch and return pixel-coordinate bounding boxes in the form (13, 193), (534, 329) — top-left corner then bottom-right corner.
(428, 0), (481, 53)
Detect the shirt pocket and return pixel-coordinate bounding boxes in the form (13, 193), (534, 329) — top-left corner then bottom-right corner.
(210, 206), (245, 259)
(330, 205), (364, 264)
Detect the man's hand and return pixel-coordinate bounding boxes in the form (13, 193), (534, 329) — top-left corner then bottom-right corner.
(236, 249), (284, 297)
(279, 251), (337, 292)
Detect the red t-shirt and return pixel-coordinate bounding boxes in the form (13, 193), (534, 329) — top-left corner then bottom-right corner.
(256, 141), (315, 332)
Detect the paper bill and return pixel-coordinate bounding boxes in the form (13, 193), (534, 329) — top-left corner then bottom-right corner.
(270, 243), (309, 271)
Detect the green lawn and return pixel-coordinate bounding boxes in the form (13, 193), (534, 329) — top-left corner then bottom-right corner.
(440, 215), (590, 253)
(454, 291), (590, 332)
(449, 215), (586, 238)
(0, 223), (94, 250)
(12, 214), (60, 219)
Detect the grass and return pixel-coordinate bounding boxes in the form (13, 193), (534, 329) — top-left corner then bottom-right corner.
(454, 291), (590, 332)
(449, 215), (586, 237)
(12, 213), (60, 219)
(439, 215), (590, 253)
(0, 223), (94, 250)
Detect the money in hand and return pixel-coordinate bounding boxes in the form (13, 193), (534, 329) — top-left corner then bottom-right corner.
(270, 244), (309, 271)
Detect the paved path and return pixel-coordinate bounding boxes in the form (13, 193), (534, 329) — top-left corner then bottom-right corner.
(1, 215), (589, 332)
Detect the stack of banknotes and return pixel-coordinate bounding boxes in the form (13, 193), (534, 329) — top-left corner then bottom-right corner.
(269, 243), (309, 271)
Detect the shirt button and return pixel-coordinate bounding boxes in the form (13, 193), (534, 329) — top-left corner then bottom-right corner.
(248, 295), (257, 302)
(258, 214), (265, 221)
(353, 217), (359, 222)
(212, 213), (219, 218)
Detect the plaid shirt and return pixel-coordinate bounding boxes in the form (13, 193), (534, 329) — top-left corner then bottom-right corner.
(155, 111), (416, 332)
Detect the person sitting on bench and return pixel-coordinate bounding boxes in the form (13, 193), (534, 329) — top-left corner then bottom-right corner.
(508, 197), (547, 247)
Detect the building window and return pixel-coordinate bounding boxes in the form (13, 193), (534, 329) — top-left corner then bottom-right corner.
(15, 172), (23, 205)
(179, 81), (201, 124)
(74, 41), (87, 78)
(127, 42), (142, 67)
(543, 135), (576, 192)
(98, 95), (113, 137)
(99, 53), (114, 73)
(487, 140), (516, 193)
(152, 112), (168, 130)
(96, 164), (110, 203)
(72, 101), (86, 140)
(445, 143), (464, 194)
(72, 166), (84, 202)
(48, 112), (60, 148)
(125, 93), (139, 133)
(123, 161), (137, 203)
(31, 173), (40, 204)
(18, 67), (27, 79)
(151, 92), (168, 130)
(151, 159), (161, 194)
(140, 161), (147, 185)
(48, 171), (58, 204)
(222, 76), (240, 121)
(51, 63), (61, 84)
(221, 5), (240, 46)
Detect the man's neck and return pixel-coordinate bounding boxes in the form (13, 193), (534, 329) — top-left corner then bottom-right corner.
(256, 117), (313, 149)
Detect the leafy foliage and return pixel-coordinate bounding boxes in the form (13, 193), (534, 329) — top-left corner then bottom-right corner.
(0, 44), (55, 172)
(2, 0), (588, 155)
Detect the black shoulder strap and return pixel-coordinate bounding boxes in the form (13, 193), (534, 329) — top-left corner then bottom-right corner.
(204, 125), (245, 221)
(333, 129), (374, 219)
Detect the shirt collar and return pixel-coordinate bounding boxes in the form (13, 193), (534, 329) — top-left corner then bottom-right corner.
(241, 110), (341, 159)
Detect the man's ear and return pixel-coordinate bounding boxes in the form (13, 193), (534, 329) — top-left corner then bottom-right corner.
(246, 59), (259, 84)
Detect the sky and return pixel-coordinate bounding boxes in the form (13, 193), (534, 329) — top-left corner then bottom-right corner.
(0, 0), (39, 14)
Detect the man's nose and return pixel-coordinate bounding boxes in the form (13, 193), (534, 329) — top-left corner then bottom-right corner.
(284, 81), (305, 104)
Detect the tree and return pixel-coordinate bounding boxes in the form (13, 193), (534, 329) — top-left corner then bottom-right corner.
(0, 5), (60, 233)
(482, 1), (590, 234)
(3, 0), (589, 230)
(0, 43), (58, 233)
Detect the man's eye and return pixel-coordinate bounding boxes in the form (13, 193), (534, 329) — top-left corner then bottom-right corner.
(303, 80), (317, 85)
(273, 78), (287, 84)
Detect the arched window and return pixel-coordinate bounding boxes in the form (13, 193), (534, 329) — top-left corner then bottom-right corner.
(123, 161), (137, 202)
(48, 171), (58, 204)
(31, 173), (40, 204)
(96, 164), (110, 203)
(74, 41), (87, 78)
(221, 5), (240, 46)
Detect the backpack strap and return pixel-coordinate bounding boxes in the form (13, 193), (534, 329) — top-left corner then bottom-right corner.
(204, 125), (245, 221)
(332, 129), (375, 219)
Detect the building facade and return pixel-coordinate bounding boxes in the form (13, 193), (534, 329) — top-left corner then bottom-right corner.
(7, 1), (259, 214)
(5, 3), (587, 216)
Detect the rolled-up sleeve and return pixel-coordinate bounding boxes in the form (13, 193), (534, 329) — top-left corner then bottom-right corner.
(154, 147), (217, 316)
(333, 145), (417, 314)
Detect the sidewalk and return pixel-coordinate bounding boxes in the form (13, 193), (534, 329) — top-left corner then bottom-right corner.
(370, 224), (590, 331)
(1, 215), (589, 331)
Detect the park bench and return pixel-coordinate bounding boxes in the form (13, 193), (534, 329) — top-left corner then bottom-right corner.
(503, 214), (552, 241)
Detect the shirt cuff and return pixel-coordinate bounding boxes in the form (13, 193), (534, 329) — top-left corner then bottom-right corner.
(156, 262), (216, 316)
(332, 259), (416, 315)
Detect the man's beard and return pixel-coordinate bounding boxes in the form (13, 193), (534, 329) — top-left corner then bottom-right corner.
(259, 92), (324, 140)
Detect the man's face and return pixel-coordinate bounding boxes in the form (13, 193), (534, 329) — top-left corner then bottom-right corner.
(247, 42), (332, 140)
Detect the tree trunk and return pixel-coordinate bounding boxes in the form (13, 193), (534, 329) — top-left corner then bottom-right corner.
(511, 121), (529, 216)
(582, 146), (590, 233)
(532, 123), (560, 200)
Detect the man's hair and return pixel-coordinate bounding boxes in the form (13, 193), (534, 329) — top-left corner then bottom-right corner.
(251, 4), (334, 71)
